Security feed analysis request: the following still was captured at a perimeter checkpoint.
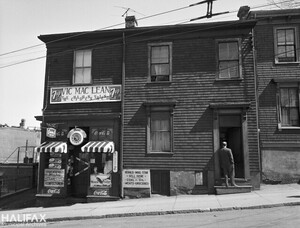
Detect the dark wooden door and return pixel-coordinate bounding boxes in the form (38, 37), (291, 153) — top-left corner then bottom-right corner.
(151, 170), (170, 196)
(71, 148), (89, 197)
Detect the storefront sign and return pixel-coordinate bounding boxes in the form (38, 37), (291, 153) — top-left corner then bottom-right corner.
(123, 169), (150, 188)
(93, 189), (109, 196)
(50, 85), (121, 104)
(48, 156), (62, 169)
(46, 128), (56, 138)
(113, 151), (118, 173)
(47, 188), (61, 194)
(90, 173), (111, 188)
(44, 169), (65, 187)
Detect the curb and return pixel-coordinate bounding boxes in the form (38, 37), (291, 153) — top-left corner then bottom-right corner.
(44, 201), (300, 223)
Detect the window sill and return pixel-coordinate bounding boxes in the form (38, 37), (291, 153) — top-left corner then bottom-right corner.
(72, 82), (93, 86)
(147, 152), (174, 156)
(146, 81), (172, 85)
(275, 61), (300, 65)
(278, 124), (300, 130)
(215, 78), (243, 82)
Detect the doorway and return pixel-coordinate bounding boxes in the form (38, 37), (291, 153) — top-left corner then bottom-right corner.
(69, 146), (89, 197)
(219, 115), (244, 178)
(68, 126), (90, 197)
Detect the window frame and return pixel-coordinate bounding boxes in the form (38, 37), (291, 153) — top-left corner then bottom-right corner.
(145, 105), (174, 154)
(148, 42), (172, 83)
(274, 26), (299, 64)
(216, 38), (242, 80)
(276, 82), (300, 130)
(73, 49), (93, 85)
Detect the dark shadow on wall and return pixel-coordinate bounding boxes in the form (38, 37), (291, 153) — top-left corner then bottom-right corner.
(127, 105), (147, 126)
(259, 80), (277, 107)
(190, 108), (212, 133)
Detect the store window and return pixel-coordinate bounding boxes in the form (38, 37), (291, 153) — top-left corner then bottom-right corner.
(89, 127), (114, 189)
(148, 43), (172, 82)
(274, 27), (298, 63)
(217, 39), (241, 79)
(277, 83), (300, 128)
(146, 106), (174, 153)
(73, 49), (92, 84)
(90, 153), (113, 188)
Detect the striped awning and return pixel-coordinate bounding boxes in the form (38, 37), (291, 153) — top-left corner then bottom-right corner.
(34, 141), (67, 153)
(81, 141), (115, 153)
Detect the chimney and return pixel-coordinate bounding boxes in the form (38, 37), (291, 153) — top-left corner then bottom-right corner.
(237, 6), (250, 20)
(20, 119), (25, 128)
(125, 15), (137, 28)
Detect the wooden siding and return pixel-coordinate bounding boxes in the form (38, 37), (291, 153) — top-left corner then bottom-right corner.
(40, 22), (259, 174)
(255, 20), (300, 145)
(43, 40), (123, 115)
(123, 29), (259, 172)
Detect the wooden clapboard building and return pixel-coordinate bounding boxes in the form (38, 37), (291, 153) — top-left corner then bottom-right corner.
(35, 29), (123, 203)
(35, 15), (260, 202)
(241, 7), (300, 184)
(121, 18), (259, 196)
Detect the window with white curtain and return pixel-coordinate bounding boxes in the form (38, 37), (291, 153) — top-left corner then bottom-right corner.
(217, 40), (241, 79)
(278, 85), (300, 127)
(145, 105), (174, 154)
(73, 50), (92, 84)
(149, 43), (172, 82)
(274, 27), (298, 63)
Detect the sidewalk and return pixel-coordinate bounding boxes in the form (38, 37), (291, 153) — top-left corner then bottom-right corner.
(0, 184), (300, 222)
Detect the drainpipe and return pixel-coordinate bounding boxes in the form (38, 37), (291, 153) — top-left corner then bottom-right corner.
(252, 27), (262, 183)
(120, 32), (126, 198)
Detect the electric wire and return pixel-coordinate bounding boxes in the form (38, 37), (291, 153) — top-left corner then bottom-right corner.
(0, 0), (298, 69)
(0, 0), (294, 59)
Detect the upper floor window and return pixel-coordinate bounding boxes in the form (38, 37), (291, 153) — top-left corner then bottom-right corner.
(148, 43), (172, 82)
(73, 50), (92, 84)
(277, 82), (300, 128)
(274, 27), (298, 63)
(217, 40), (241, 79)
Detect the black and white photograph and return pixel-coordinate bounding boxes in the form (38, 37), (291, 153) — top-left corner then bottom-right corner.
(0, 0), (300, 227)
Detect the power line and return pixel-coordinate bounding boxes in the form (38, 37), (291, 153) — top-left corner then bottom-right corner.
(0, 0), (290, 59)
(0, 0), (297, 69)
(0, 1), (198, 58)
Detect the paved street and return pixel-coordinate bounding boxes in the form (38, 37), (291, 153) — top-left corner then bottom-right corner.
(1, 183), (300, 227)
(47, 205), (300, 228)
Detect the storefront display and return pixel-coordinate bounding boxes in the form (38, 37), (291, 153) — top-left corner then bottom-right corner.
(35, 122), (120, 202)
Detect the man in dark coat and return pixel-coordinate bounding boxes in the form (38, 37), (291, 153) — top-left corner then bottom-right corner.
(219, 141), (237, 187)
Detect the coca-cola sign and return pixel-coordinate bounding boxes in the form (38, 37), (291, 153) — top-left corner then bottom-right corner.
(47, 188), (60, 194)
(93, 189), (108, 196)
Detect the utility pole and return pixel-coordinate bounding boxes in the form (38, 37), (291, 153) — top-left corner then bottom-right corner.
(190, 0), (229, 21)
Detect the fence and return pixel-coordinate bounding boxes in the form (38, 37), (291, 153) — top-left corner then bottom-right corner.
(0, 175), (32, 198)
(2, 146), (39, 164)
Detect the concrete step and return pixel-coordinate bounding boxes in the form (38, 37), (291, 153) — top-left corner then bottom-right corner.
(215, 178), (252, 186)
(214, 185), (252, 195)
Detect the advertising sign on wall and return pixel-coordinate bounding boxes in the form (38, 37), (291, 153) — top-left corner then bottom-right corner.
(44, 169), (65, 187)
(123, 169), (150, 188)
(50, 85), (121, 104)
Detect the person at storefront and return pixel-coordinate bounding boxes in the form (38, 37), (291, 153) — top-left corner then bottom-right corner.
(219, 141), (238, 187)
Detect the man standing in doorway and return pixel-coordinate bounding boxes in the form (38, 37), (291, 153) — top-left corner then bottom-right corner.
(219, 141), (238, 187)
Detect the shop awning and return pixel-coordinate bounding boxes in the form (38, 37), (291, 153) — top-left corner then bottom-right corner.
(81, 141), (115, 153)
(34, 141), (67, 153)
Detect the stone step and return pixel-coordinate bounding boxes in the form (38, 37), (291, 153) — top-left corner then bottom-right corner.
(215, 178), (252, 186)
(214, 185), (252, 195)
